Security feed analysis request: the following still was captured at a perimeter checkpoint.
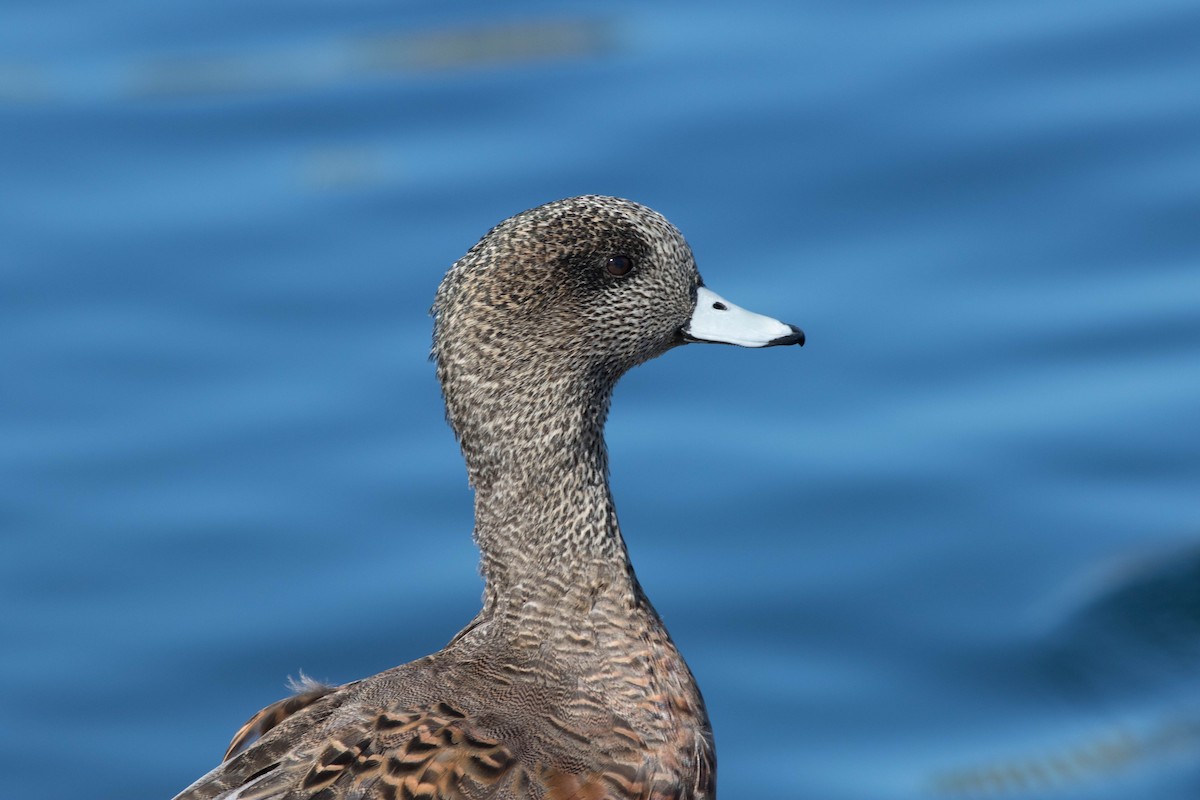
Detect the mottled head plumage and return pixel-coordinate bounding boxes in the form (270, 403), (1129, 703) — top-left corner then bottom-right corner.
(432, 196), (704, 492)
(433, 197), (699, 393)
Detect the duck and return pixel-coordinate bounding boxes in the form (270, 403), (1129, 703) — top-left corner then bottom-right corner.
(174, 195), (804, 800)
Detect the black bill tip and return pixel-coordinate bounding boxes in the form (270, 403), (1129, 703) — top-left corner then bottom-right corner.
(767, 324), (805, 347)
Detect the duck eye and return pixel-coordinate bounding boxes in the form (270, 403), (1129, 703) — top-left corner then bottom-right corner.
(605, 255), (634, 277)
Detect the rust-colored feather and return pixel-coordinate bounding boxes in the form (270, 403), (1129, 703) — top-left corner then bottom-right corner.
(224, 682), (338, 760)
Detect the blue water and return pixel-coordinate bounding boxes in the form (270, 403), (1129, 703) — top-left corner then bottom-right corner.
(3, 2), (1199, 798)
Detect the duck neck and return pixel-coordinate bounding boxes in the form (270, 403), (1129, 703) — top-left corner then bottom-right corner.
(454, 374), (642, 621)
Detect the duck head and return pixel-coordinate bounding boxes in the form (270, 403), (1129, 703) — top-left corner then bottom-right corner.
(432, 196), (803, 484)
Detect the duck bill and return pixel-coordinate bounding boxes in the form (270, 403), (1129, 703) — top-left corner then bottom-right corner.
(682, 286), (805, 348)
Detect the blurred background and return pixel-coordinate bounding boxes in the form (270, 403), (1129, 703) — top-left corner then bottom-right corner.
(2, 1), (1199, 797)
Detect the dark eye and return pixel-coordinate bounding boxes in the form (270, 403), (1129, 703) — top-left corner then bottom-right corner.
(605, 255), (634, 277)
